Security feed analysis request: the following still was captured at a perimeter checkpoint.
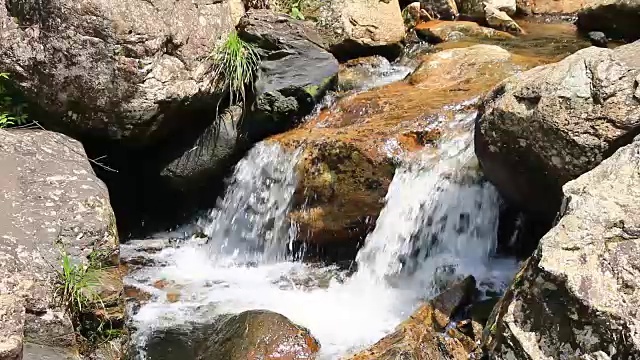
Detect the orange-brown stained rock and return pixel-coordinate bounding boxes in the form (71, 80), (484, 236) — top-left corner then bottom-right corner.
(196, 310), (321, 360)
(343, 276), (479, 360)
(166, 291), (180, 303)
(415, 20), (514, 43)
(272, 44), (532, 247)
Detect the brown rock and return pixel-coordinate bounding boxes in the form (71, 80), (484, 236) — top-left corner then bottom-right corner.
(273, 44), (530, 247)
(146, 310), (320, 360)
(421, 0), (460, 20)
(166, 291), (181, 303)
(485, 5), (525, 34)
(303, 0), (406, 60)
(415, 20), (514, 43)
(344, 276), (479, 360)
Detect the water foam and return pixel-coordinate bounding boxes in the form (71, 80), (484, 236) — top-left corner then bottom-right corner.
(125, 111), (518, 359)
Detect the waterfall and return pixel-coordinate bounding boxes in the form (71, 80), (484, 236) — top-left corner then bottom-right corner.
(353, 111), (504, 294)
(199, 142), (301, 263)
(125, 109), (518, 360)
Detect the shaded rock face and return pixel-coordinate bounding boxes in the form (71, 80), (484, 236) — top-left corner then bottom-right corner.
(345, 276), (481, 359)
(0, 129), (120, 355)
(98, 9), (339, 238)
(475, 41), (640, 224)
(238, 10), (339, 123)
(415, 20), (513, 44)
(484, 137), (640, 359)
(0, 0), (244, 145)
(577, 0), (640, 42)
(302, 0), (406, 61)
(144, 310), (320, 360)
(273, 44), (529, 248)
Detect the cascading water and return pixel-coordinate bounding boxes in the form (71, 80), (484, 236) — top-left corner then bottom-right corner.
(124, 106), (519, 359)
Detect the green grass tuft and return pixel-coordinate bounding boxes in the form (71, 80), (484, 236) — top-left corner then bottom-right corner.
(54, 251), (103, 316)
(209, 30), (260, 110)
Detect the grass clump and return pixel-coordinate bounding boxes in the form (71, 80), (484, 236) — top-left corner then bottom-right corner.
(209, 30), (260, 109)
(0, 73), (28, 129)
(54, 251), (103, 316)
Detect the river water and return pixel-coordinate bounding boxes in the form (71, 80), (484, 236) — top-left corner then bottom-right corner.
(123, 66), (519, 359)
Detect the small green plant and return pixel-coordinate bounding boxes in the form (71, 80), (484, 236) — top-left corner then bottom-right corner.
(290, 1), (305, 20)
(54, 251), (103, 316)
(209, 30), (260, 109)
(0, 73), (28, 128)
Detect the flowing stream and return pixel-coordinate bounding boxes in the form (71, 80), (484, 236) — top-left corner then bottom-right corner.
(123, 76), (519, 359)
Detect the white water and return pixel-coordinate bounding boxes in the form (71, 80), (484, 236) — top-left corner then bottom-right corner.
(124, 109), (519, 359)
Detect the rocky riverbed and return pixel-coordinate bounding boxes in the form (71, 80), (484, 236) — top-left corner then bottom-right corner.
(1, 0), (639, 359)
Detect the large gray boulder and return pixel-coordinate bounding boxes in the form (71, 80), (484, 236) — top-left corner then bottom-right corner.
(484, 136), (640, 359)
(157, 10), (339, 194)
(238, 10), (339, 123)
(0, 0), (244, 145)
(0, 129), (120, 357)
(475, 41), (640, 221)
(577, 0), (640, 42)
(296, 0), (405, 60)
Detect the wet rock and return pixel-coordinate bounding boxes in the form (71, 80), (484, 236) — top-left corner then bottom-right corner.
(415, 20), (514, 44)
(475, 41), (640, 222)
(0, 0), (244, 145)
(238, 10), (339, 123)
(588, 31), (608, 47)
(577, 0), (640, 42)
(0, 295), (25, 360)
(484, 137), (640, 359)
(145, 310), (320, 360)
(484, 4), (524, 34)
(338, 56), (392, 90)
(0, 129), (120, 353)
(273, 44), (527, 248)
(421, 0), (460, 20)
(403, 2), (430, 28)
(301, 0), (406, 60)
(345, 276), (480, 359)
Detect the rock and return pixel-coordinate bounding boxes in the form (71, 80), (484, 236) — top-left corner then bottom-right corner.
(588, 31), (609, 47)
(148, 10), (338, 220)
(415, 20), (514, 43)
(514, 0), (586, 14)
(238, 10), (339, 123)
(403, 2), (430, 28)
(577, 0), (640, 42)
(0, 0), (244, 145)
(475, 41), (640, 222)
(458, 0), (517, 19)
(302, 0), (406, 61)
(483, 137), (640, 359)
(144, 310), (320, 360)
(345, 276), (479, 359)
(484, 4), (524, 34)
(420, 0), (460, 20)
(273, 44), (527, 248)
(0, 295), (25, 360)
(338, 56), (393, 91)
(0, 129), (120, 352)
